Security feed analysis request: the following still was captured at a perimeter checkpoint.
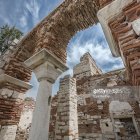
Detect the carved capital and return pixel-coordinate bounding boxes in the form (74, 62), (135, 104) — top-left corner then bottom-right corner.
(24, 49), (68, 84)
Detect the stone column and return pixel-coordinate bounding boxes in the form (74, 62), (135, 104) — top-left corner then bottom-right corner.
(0, 74), (32, 140)
(24, 49), (68, 140)
(55, 75), (79, 140)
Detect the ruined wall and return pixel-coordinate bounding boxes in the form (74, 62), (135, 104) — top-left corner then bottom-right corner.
(73, 52), (102, 80)
(0, 88), (25, 126)
(0, 40), (32, 140)
(0, 40), (30, 126)
(15, 98), (35, 140)
(0, 87), (31, 140)
(48, 52), (140, 139)
(49, 94), (59, 140)
(54, 76), (78, 140)
(14, 52), (140, 140)
(76, 71), (140, 139)
(109, 0), (140, 85)
(73, 53), (140, 139)
(0, 39), (31, 82)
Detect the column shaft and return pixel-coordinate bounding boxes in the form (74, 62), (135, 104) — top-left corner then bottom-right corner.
(29, 80), (52, 140)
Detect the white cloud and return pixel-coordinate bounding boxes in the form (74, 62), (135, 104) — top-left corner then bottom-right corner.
(19, 16), (27, 27)
(24, 0), (40, 24)
(67, 42), (124, 71)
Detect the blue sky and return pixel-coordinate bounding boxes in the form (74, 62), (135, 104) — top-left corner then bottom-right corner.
(0, 0), (124, 99)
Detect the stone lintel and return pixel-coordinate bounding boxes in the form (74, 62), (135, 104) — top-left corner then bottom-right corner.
(24, 48), (68, 72)
(97, 0), (133, 57)
(0, 74), (32, 89)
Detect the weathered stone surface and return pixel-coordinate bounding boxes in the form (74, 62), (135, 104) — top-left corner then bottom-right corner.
(132, 18), (140, 36)
(48, 53), (140, 140)
(0, 75), (31, 126)
(73, 52), (102, 80)
(0, 125), (17, 140)
(15, 98), (35, 140)
(55, 76), (79, 140)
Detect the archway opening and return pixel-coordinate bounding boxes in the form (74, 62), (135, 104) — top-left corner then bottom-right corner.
(26, 23), (124, 99)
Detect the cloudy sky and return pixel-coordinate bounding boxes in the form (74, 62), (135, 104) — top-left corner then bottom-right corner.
(0, 0), (124, 99)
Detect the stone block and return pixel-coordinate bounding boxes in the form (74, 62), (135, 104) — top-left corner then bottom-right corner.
(0, 125), (17, 140)
(132, 18), (140, 36)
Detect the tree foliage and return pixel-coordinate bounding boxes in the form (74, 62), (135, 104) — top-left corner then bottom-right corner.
(0, 25), (23, 54)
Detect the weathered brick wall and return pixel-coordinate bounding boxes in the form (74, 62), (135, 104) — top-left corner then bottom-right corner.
(0, 87), (28, 140)
(54, 76), (78, 140)
(99, 0), (114, 8)
(0, 39), (31, 82)
(76, 70), (140, 139)
(0, 88), (25, 126)
(49, 94), (59, 140)
(73, 52), (102, 80)
(73, 52), (140, 139)
(109, 0), (140, 85)
(20, 52), (139, 140)
(15, 98), (35, 140)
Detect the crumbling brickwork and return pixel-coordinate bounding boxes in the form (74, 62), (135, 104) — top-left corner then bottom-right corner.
(0, 88), (25, 126)
(99, 0), (114, 8)
(15, 98), (35, 140)
(54, 76), (78, 140)
(73, 52), (102, 80)
(49, 94), (59, 140)
(109, 0), (140, 86)
(0, 0), (118, 83)
(48, 53), (140, 140)
(76, 53), (140, 139)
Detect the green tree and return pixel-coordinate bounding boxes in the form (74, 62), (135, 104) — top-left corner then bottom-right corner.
(0, 25), (23, 54)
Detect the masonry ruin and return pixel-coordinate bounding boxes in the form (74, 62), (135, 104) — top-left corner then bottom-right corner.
(0, 0), (140, 140)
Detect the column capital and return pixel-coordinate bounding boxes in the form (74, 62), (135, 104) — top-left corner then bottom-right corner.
(24, 49), (68, 84)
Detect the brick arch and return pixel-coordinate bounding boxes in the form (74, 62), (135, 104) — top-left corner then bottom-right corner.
(0, 0), (114, 82)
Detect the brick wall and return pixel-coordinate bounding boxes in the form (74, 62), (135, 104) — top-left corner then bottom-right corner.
(109, 0), (140, 85)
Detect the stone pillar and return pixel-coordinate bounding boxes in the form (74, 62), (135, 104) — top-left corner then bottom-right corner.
(24, 49), (68, 140)
(55, 75), (79, 140)
(0, 74), (32, 140)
